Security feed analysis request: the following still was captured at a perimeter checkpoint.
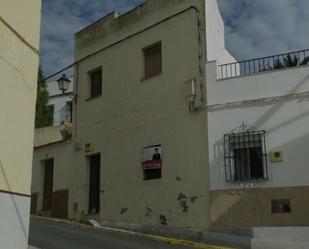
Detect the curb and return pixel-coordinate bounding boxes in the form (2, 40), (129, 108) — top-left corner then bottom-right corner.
(251, 238), (309, 249)
(96, 226), (234, 249)
(31, 216), (235, 249)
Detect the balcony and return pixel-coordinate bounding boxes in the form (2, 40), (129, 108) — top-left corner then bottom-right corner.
(217, 49), (309, 80)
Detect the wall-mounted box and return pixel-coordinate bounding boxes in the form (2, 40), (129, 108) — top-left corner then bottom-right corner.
(85, 143), (92, 153)
(271, 151), (282, 162)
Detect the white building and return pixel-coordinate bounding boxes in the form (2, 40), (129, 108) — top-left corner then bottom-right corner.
(46, 77), (74, 126)
(31, 79), (73, 218)
(207, 50), (309, 226)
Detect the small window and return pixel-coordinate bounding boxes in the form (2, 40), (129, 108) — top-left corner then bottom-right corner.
(66, 101), (72, 123)
(271, 199), (291, 213)
(142, 145), (162, 181)
(224, 130), (268, 182)
(143, 42), (162, 79)
(89, 68), (102, 98)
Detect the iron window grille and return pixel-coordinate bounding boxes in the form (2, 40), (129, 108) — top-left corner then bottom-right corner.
(224, 130), (268, 182)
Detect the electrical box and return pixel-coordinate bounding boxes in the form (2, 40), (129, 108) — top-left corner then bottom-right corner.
(184, 78), (203, 111)
(85, 143), (92, 153)
(271, 151), (282, 162)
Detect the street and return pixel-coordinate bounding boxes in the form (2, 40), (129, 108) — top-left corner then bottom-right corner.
(29, 217), (195, 249)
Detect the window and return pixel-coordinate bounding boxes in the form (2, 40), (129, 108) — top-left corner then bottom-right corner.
(271, 199), (291, 214)
(224, 130), (268, 182)
(143, 42), (162, 79)
(142, 145), (162, 181)
(66, 101), (72, 123)
(89, 68), (102, 98)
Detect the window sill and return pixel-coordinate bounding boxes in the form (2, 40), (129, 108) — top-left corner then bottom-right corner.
(140, 72), (162, 82)
(227, 178), (269, 184)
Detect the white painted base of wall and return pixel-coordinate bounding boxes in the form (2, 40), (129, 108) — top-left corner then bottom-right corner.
(0, 192), (30, 249)
(252, 227), (309, 249)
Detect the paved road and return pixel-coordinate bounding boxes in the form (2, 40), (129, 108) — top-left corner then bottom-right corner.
(29, 217), (195, 249)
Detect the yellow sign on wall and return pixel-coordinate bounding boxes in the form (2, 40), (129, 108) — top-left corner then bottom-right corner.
(271, 151), (282, 162)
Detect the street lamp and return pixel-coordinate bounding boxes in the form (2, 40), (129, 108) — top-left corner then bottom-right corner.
(57, 74), (71, 93)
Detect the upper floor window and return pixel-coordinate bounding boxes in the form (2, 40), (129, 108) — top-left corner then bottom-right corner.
(143, 42), (162, 79)
(66, 101), (72, 123)
(224, 130), (268, 182)
(89, 68), (102, 98)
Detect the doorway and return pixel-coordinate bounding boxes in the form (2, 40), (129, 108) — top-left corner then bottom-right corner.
(88, 154), (100, 214)
(42, 158), (54, 211)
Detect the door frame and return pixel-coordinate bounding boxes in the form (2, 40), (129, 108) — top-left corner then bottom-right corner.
(87, 153), (101, 214)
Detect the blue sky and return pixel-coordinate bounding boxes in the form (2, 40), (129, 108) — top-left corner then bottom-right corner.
(40, 0), (309, 77)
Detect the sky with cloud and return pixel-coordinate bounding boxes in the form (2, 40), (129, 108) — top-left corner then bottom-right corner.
(40, 0), (309, 77)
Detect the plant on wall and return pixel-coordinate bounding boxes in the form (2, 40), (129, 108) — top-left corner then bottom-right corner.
(35, 66), (53, 128)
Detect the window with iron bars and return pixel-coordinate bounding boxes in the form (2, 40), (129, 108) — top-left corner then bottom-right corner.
(224, 131), (268, 182)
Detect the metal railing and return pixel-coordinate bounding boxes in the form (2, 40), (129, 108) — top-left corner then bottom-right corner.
(217, 49), (309, 80)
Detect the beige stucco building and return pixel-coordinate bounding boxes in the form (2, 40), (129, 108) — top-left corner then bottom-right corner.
(70, 0), (211, 230)
(0, 1), (41, 248)
(30, 0), (309, 236)
(31, 125), (72, 219)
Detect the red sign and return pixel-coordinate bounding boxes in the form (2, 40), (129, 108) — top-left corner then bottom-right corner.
(142, 160), (162, 170)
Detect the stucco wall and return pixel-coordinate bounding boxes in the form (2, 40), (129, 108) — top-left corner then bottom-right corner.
(72, 0), (210, 229)
(0, 193), (30, 249)
(207, 61), (309, 226)
(205, 0), (237, 65)
(211, 186), (309, 227)
(207, 62), (309, 190)
(32, 141), (72, 213)
(0, 1), (41, 248)
(0, 0), (41, 195)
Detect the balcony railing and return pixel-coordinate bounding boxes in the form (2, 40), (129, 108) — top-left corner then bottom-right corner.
(217, 49), (309, 80)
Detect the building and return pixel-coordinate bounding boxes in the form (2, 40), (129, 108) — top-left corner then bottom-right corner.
(0, 1), (41, 249)
(31, 0), (309, 234)
(46, 77), (74, 126)
(68, 0), (235, 230)
(31, 78), (73, 219)
(207, 50), (309, 227)
(31, 125), (72, 219)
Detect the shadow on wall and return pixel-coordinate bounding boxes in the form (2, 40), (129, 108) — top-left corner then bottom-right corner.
(210, 72), (309, 183)
(210, 133), (309, 227)
(0, 160), (28, 239)
(253, 72), (309, 130)
(210, 72), (309, 227)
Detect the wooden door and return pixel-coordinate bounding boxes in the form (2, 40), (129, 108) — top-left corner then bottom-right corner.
(89, 154), (100, 214)
(42, 159), (54, 211)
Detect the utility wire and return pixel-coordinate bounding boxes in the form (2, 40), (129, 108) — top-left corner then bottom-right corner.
(41, 6), (200, 83)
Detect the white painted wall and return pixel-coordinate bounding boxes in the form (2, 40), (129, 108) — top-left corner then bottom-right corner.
(47, 78), (73, 126)
(0, 193), (30, 249)
(207, 61), (309, 190)
(205, 0), (237, 66)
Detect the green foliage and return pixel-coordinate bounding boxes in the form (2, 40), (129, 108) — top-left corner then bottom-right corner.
(273, 54), (309, 70)
(35, 66), (53, 128)
(300, 56), (309, 65)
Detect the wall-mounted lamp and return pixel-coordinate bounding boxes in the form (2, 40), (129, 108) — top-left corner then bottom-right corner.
(57, 74), (73, 99)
